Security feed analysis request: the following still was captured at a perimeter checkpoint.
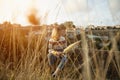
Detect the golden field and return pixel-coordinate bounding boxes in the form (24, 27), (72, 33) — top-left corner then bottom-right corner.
(0, 22), (120, 80)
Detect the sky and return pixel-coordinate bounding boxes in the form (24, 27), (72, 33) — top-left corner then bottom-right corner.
(0, 0), (120, 26)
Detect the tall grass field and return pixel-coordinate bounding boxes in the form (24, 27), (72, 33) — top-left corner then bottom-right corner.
(0, 23), (120, 80)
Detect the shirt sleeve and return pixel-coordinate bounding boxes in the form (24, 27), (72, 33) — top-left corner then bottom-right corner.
(60, 36), (67, 49)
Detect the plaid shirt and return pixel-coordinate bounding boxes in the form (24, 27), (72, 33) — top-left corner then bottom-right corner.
(48, 36), (67, 53)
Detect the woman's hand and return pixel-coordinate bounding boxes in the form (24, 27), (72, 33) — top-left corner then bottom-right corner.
(53, 51), (63, 57)
(56, 51), (62, 56)
(52, 51), (63, 57)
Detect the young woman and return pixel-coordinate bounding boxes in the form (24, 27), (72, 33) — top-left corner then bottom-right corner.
(47, 25), (67, 77)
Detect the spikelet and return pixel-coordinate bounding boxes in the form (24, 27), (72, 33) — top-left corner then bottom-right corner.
(63, 41), (80, 54)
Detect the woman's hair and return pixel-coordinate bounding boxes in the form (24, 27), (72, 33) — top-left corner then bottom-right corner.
(51, 26), (61, 41)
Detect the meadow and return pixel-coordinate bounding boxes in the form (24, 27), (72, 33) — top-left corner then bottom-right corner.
(0, 22), (120, 80)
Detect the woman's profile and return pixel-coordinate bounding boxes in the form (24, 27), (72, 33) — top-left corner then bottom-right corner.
(47, 24), (67, 77)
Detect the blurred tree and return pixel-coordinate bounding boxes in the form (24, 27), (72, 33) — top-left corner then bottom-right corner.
(27, 8), (40, 25)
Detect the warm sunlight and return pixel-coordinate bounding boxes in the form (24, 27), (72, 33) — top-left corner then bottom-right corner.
(0, 0), (120, 26)
(0, 0), (38, 25)
(0, 0), (120, 80)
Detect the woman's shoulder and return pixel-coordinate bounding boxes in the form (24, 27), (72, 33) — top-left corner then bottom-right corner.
(49, 36), (66, 42)
(59, 36), (66, 41)
(49, 38), (55, 42)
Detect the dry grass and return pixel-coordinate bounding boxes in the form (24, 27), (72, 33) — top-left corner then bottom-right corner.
(0, 24), (120, 80)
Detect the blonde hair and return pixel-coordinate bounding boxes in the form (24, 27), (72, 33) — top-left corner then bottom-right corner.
(51, 27), (61, 41)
